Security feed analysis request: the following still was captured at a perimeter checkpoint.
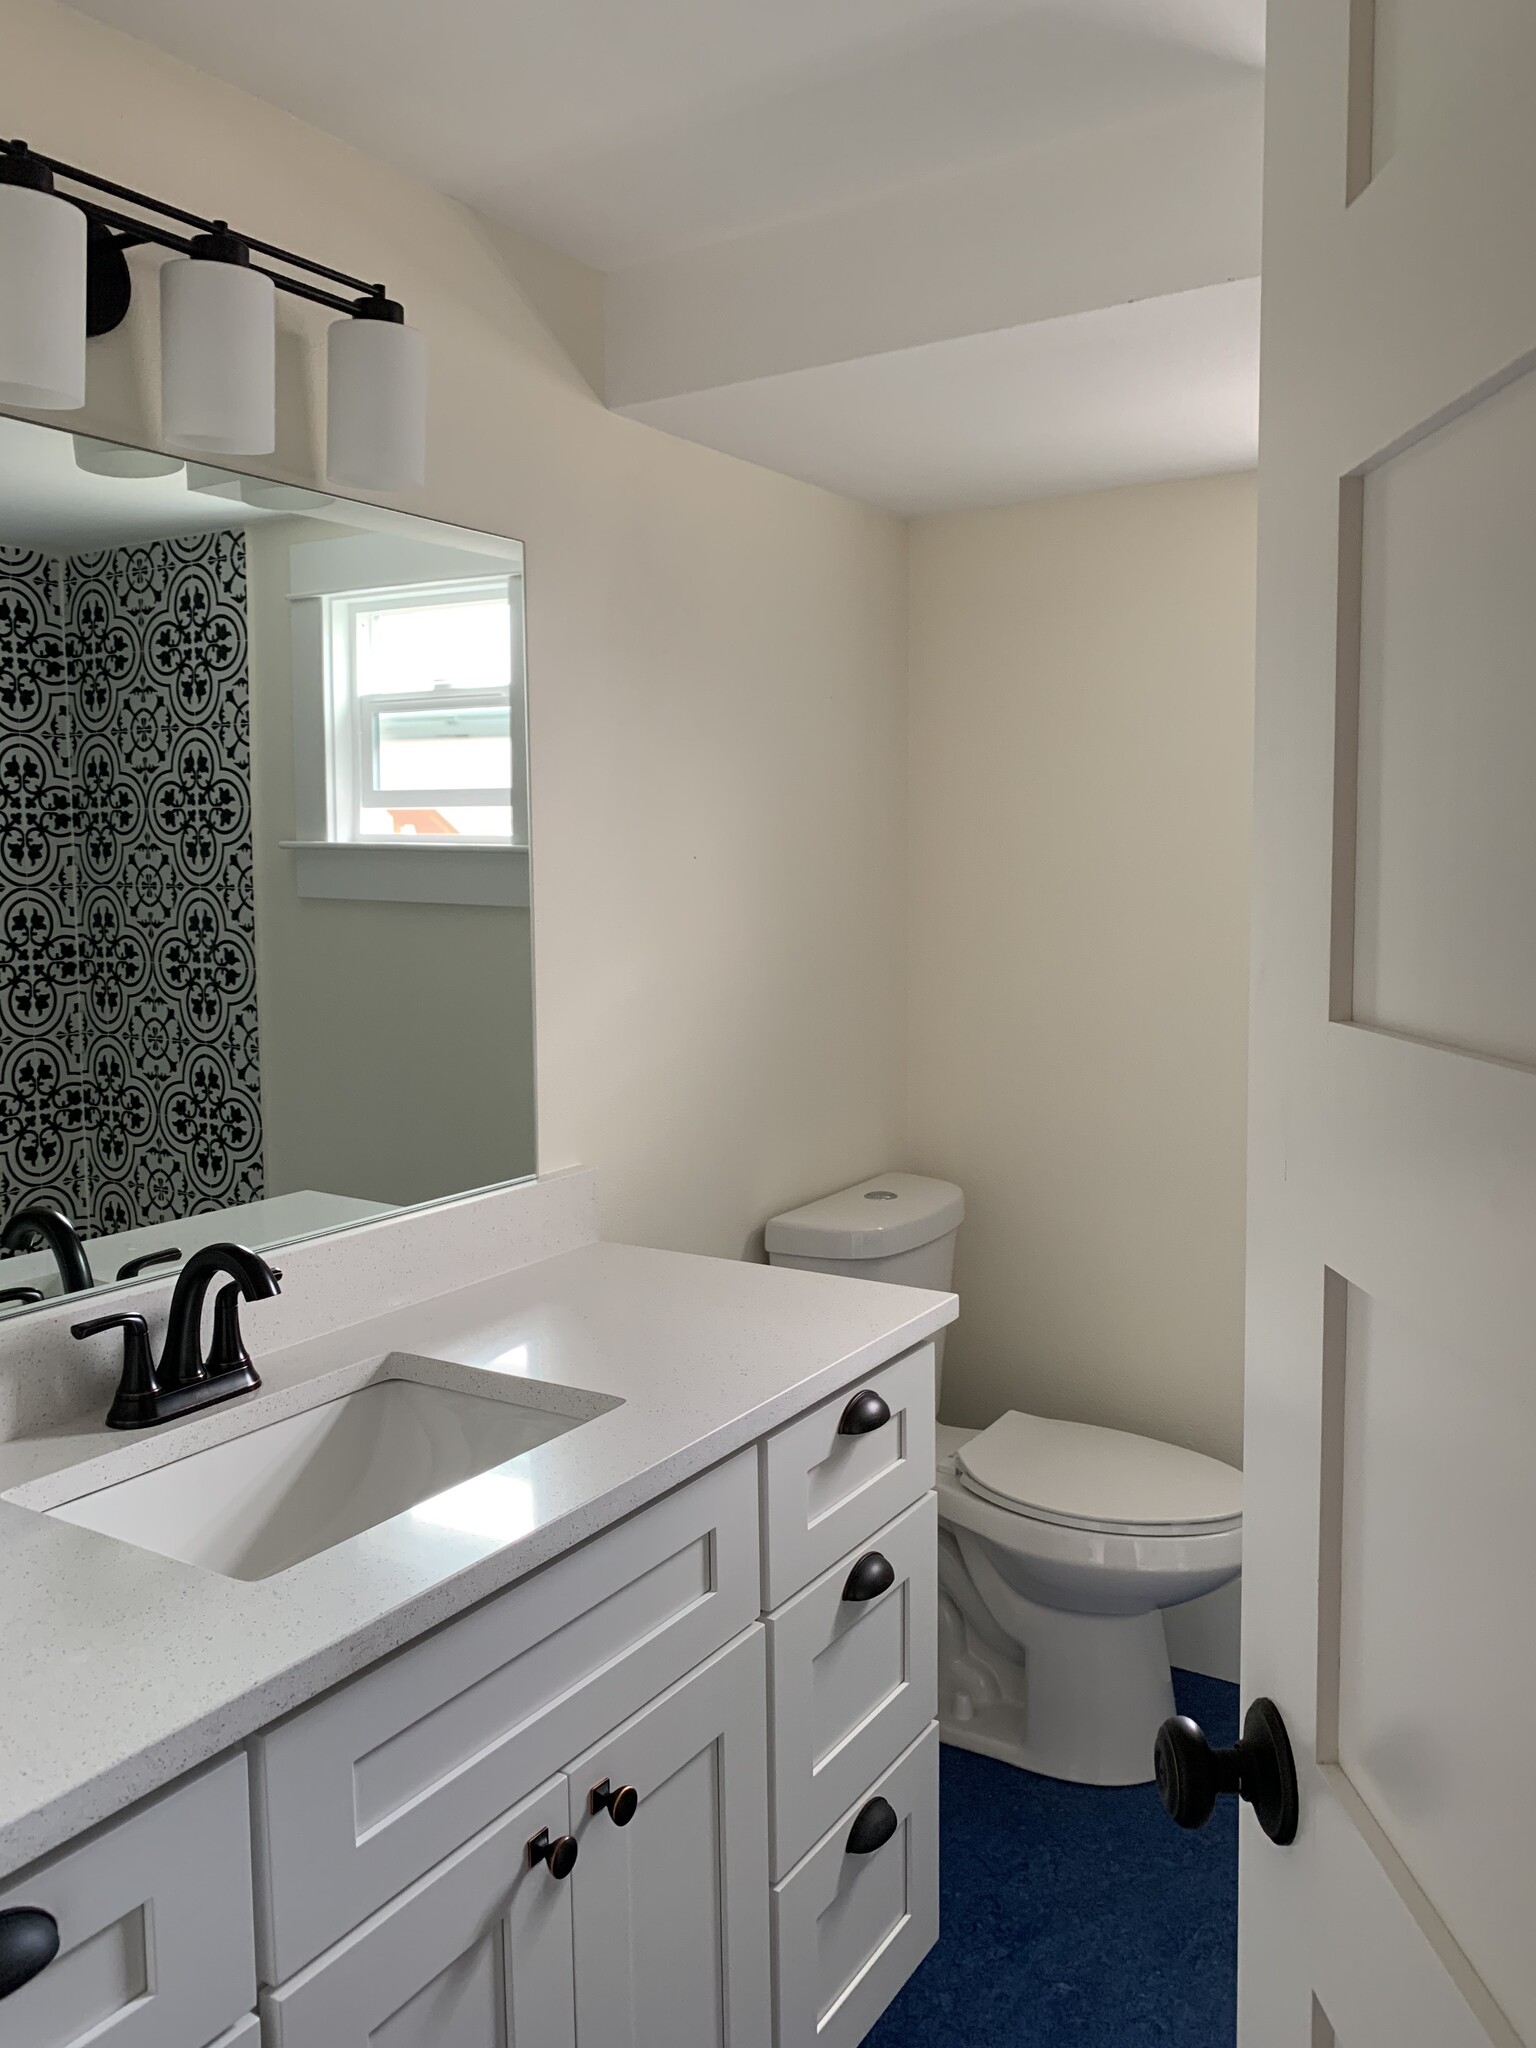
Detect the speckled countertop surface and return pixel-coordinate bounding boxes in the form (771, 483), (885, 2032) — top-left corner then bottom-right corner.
(0, 1240), (954, 1881)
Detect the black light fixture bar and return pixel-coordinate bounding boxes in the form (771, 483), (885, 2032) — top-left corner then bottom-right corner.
(0, 135), (392, 321)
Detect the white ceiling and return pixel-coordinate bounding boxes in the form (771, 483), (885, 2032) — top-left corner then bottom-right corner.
(64, 0), (1266, 511)
(66, 0), (1264, 267)
(624, 279), (1261, 516)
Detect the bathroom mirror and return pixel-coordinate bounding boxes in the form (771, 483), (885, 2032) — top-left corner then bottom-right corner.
(0, 413), (534, 1316)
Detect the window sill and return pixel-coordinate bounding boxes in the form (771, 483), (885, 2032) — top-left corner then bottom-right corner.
(281, 839), (529, 908)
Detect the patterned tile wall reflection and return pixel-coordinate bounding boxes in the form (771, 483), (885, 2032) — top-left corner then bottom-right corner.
(0, 530), (262, 1240)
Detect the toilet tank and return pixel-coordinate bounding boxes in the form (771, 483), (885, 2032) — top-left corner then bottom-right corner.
(765, 1173), (963, 1397)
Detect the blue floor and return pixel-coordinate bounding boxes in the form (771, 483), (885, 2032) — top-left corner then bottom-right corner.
(865, 1672), (1239, 2048)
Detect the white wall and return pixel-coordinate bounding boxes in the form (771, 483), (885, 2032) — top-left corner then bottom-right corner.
(244, 518), (537, 1207)
(907, 476), (1255, 1470)
(0, 0), (909, 1259)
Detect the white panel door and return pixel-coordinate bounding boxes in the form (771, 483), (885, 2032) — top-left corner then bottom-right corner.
(1246, 2), (1536, 2043)
(565, 1628), (772, 2048)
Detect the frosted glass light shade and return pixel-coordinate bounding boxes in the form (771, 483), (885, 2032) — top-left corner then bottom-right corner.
(160, 254), (275, 454)
(327, 313), (427, 491)
(0, 183), (87, 409)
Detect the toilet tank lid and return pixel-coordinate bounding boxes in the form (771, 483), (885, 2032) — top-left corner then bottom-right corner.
(956, 1411), (1243, 1533)
(764, 1174), (964, 1260)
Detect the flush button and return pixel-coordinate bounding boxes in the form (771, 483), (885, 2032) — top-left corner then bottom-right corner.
(864, 1189), (899, 1200)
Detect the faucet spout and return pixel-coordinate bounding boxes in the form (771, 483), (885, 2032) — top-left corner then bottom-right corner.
(160, 1244), (282, 1392)
(0, 1204), (95, 1294)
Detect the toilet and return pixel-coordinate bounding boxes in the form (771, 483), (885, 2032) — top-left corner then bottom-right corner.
(765, 1173), (1243, 1788)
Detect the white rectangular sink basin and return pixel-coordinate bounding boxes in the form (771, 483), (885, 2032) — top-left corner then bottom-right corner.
(49, 1377), (585, 1580)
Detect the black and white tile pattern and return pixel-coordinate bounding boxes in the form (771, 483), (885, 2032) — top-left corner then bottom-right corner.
(0, 531), (262, 1241)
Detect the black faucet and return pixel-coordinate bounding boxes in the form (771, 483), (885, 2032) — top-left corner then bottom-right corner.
(1, 1203), (95, 1294)
(72, 1243), (282, 1430)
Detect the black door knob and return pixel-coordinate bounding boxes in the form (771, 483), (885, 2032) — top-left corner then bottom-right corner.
(588, 1779), (639, 1826)
(0, 1907), (60, 1999)
(846, 1796), (900, 1856)
(1154, 1697), (1299, 1846)
(526, 1827), (579, 1879)
(838, 1389), (891, 1436)
(842, 1551), (896, 1602)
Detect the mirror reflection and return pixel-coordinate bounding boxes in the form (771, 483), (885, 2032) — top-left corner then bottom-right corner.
(0, 416), (534, 1313)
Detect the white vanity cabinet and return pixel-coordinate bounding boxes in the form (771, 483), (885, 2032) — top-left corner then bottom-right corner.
(249, 1451), (763, 1982)
(263, 1635), (773, 2048)
(772, 1725), (940, 2048)
(0, 1754), (255, 2048)
(2, 1342), (942, 2048)
(261, 1776), (580, 2048)
(566, 1630), (772, 2048)
(765, 1491), (938, 1876)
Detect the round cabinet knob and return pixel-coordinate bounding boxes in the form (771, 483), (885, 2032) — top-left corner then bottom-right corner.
(526, 1827), (579, 1880)
(838, 1389), (891, 1436)
(846, 1796), (900, 1857)
(0, 1907), (60, 2000)
(842, 1552), (896, 1603)
(1154, 1697), (1299, 1846)
(588, 1779), (639, 1827)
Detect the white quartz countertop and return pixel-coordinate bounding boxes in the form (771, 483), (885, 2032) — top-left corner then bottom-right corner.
(0, 1240), (955, 1881)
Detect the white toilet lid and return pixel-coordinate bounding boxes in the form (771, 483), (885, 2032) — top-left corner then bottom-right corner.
(954, 1411), (1242, 1536)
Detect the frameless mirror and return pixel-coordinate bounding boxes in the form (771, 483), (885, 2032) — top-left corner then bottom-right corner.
(0, 414), (534, 1316)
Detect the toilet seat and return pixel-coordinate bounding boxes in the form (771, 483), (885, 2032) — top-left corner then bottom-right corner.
(954, 1410), (1242, 1539)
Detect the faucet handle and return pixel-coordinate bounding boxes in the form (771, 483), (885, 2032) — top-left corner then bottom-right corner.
(115, 1246), (182, 1282)
(72, 1313), (162, 1431)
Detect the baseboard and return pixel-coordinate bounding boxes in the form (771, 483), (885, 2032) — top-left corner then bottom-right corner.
(1163, 1577), (1241, 1684)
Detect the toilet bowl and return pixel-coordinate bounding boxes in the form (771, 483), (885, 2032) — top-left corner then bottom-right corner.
(936, 1416), (1241, 1785)
(766, 1172), (1244, 1790)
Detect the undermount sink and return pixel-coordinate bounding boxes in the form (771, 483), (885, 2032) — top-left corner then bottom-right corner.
(48, 1376), (590, 1580)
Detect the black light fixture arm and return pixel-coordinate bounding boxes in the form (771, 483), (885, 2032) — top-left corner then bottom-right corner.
(0, 134), (402, 332)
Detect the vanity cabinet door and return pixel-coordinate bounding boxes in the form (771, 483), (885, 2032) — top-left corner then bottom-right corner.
(261, 1776), (576, 2048)
(564, 1627), (772, 2048)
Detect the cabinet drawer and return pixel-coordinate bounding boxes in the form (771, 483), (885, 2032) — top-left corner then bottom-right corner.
(252, 1450), (760, 1981)
(206, 2022), (260, 2048)
(261, 1775), (576, 2048)
(760, 1346), (934, 1608)
(771, 1724), (939, 2048)
(766, 1492), (937, 1878)
(0, 1754), (255, 2048)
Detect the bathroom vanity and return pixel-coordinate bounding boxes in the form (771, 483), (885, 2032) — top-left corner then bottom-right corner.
(0, 1172), (954, 2048)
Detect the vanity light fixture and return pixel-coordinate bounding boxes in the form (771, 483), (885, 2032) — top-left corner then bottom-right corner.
(0, 135), (427, 490)
(160, 225), (277, 454)
(0, 145), (87, 408)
